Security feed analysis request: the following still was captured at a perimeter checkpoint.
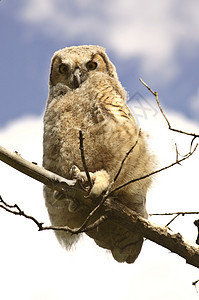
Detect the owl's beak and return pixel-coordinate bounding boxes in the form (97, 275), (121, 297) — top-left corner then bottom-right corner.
(73, 68), (82, 88)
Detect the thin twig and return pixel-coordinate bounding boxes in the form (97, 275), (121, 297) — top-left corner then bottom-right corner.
(139, 77), (199, 138)
(0, 195), (107, 234)
(150, 211), (199, 216)
(114, 128), (141, 183)
(109, 143), (198, 195)
(151, 211), (199, 228)
(0, 195), (44, 230)
(41, 215), (108, 234)
(165, 214), (179, 227)
(174, 143), (181, 165)
(75, 130), (111, 232)
(190, 136), (197, 151)
(75, 198), (105, 231)
(192, 279), (199, 293)
(79, 130), (93, 189)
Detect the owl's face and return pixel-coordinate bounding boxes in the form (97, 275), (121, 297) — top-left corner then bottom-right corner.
(49, 45), (117, 90)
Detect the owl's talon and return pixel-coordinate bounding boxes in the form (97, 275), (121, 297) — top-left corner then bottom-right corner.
(69, 166), (110, 199)
(70, 165), (90, 192)
(70, 165), (81, 179)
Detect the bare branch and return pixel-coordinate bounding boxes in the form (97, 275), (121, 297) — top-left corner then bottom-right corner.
(0, 145), (95, 209)
(74, 196), (108, 232)
(0, 195), (107, 234)
(151, 211), (199, 235)
(165, 214), (180, 227)
(0, 195), (44, 230)
(192, 279), (199, 293)
(0, 139), (198, 240)
(139, 77), (199, 138)
(79, 130), (93, 189)
(0, 145), (76, 192)
(114, 128), (141, 183)
(150, 212), (199, 216)
(109, 143), (198, 195)
(192, 279), (199, 286)
(42, 215), (108, 234)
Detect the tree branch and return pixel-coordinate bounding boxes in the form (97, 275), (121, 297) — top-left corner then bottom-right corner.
(79, 130), (93, 189)
(0, 146), (76, 191)
(113, 128), (141, 183)
(1, 192), (199, 269)
(0, 145), (93, 208)
(139, 77), (199, 138)
(150, 211), (199, 228)
(106, 199), (199, 269)
(0, 195), (108, 234)
(150, 212), (199, 216)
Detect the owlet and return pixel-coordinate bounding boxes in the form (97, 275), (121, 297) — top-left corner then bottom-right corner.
(43, 45), (155, 263)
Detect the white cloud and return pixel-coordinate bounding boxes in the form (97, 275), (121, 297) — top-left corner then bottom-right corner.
(0, 112), (199, 299)
(18, 0), (199, 81)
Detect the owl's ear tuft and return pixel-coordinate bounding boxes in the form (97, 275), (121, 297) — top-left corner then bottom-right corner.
(49, 55), (62, 86)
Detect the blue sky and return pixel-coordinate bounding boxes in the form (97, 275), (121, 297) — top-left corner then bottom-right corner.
(1, 0), (199, 127)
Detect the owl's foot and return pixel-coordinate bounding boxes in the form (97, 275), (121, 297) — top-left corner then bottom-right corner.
(70, 165), (110, 198)
(89, 170), (110, 198)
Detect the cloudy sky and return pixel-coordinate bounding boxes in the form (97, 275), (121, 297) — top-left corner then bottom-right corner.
(1, 0), (199, 126)
(0, 1), (199, 299)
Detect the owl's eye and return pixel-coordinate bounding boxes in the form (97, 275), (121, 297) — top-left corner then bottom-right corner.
(59, 64), (69, 74)
(86, 61), (97, 71)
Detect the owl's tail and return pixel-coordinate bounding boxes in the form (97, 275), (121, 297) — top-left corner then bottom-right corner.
(111, 236), (143, 264)
(88, 220), (144, 264)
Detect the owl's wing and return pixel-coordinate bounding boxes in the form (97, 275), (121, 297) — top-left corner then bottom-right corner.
(97, 90), (137, 127)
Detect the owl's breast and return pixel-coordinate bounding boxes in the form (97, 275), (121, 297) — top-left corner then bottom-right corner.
(43, 91), (109, 177)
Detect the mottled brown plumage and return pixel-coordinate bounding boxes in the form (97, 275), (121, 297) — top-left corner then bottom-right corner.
(43, 45), (155, 263)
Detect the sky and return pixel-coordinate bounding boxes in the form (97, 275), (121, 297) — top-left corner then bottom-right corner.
(0, 1), (199, 299)
(1, 0), (199, 126)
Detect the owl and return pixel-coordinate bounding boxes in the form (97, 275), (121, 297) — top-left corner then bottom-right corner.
(43, 45), (154, 263)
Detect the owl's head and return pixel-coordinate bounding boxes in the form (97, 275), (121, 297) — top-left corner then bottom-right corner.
(49, 45), (118, 90)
